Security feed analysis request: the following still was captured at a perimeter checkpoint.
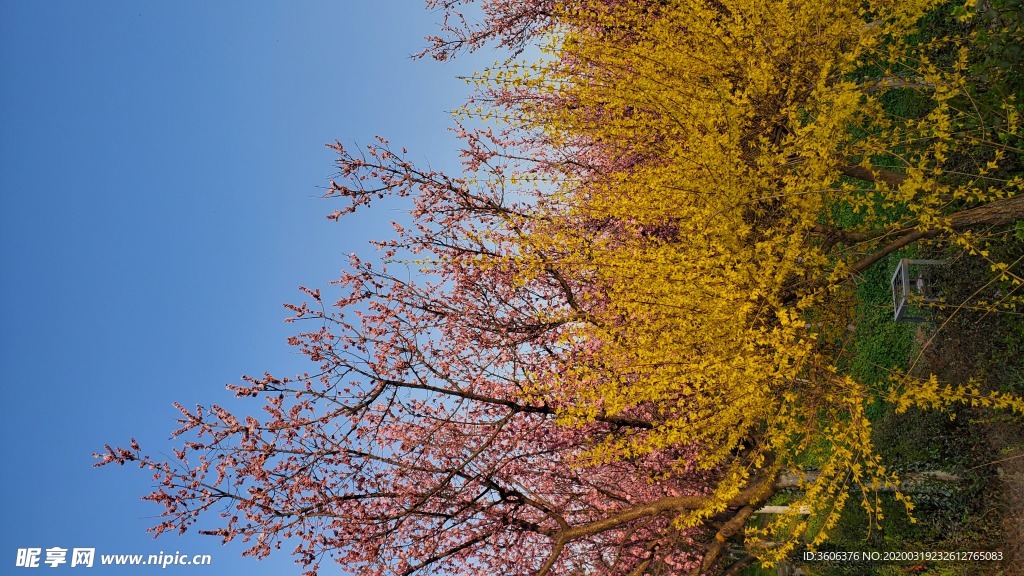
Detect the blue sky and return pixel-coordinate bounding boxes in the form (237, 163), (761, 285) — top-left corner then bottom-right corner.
(0, 2), (491, 574)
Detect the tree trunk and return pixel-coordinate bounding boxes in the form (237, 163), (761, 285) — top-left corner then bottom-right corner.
(849, 194), (1024, 275)
(949, 193), (1024, 229)
(839, 165), (908, 188)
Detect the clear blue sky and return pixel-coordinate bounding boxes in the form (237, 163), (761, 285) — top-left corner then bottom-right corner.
(0, 2), (490, 574)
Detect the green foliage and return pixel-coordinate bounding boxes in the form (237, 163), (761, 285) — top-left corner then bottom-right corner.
(846, 254), (918, 392)
(964, 0), (1024, 101)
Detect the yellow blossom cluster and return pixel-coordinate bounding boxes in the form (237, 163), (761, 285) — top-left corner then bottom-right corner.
(474, 0), (1024, 556)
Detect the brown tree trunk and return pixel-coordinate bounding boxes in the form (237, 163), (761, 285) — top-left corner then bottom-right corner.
(849, 194), (1024, 275)
(840, 165), (908, 188)
(948, 193), (1024, 229)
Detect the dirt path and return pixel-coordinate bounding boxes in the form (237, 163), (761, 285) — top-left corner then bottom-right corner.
(914, 313), (1024, 575)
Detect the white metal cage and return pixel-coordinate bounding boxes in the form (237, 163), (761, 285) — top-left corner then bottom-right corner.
(891, 258), (945, 322)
